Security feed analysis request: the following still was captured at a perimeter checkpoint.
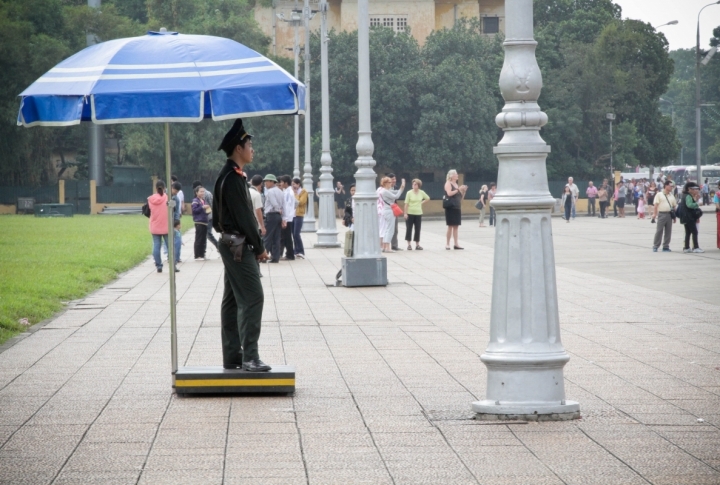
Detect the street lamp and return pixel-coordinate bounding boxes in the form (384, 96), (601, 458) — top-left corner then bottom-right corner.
(654, 20), (679, 28)
(696, 1), (720, 183)
(472, 0), (579, 420)
(607, 113), (616, 183)
(301, 0), (318, 232)
(340, 0), (386, 287)
(277, 8), (303, 179)
(314, 0), (340, 248)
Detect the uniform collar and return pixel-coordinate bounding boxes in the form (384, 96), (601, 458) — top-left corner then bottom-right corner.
(227, 159), (246, 178)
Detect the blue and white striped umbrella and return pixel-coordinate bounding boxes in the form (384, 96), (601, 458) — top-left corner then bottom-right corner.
(17, 30), (306, 127)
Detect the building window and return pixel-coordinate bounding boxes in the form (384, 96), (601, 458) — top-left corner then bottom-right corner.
(482, 16), (499, 34)
(370, 15), (408, 34)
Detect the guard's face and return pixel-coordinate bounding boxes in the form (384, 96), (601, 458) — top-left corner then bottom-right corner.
(237, 140), (254, 164)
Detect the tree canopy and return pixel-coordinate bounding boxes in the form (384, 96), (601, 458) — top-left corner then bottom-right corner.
(0, 0), (689, 187)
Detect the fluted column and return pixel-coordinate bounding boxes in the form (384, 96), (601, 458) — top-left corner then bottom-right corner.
(340, 0), (386, 287)
(472, 0), (579, 420)
(301, 0), (316, 232)
(314, 0), (340, 247)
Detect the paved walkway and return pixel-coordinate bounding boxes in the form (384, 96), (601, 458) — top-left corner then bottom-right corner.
(0, 213), (718, 485)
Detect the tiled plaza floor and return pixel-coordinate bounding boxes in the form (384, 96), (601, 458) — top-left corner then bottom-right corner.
(1, 213), (718, 484)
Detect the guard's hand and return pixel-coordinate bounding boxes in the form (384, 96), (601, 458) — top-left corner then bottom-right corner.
(256, 251), (269, 262)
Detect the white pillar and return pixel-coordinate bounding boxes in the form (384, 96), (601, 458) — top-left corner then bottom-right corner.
(301, 0), (316, 232)
(472, 0), (579, 420)
(340, 0), (386, 286)
(293, 3), (301, 179)
(315, 0), (340, 247)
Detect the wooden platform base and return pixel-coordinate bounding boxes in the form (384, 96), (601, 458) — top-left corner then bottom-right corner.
(174, 365), (295, 395)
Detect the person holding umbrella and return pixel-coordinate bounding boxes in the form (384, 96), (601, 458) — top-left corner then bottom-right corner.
(213, 119), (271, 373)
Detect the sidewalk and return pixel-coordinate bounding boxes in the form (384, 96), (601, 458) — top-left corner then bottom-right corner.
(0, 215), (718, 484)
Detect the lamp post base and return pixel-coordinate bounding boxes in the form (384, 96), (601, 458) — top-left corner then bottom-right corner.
(314, 230), (341, 248)
(472, 400), (580, 421)
(341, 256), (387, 287)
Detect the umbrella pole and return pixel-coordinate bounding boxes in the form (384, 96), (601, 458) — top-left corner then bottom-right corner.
(165, 123), (178, 375)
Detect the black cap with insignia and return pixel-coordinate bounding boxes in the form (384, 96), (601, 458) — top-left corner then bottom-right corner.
(218, 119), (253, 156)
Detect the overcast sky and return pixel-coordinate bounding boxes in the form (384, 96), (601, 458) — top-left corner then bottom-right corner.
(612, 0), (720, 51)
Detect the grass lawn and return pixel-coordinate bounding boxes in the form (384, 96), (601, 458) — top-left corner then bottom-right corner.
(0, 214), (192, 345)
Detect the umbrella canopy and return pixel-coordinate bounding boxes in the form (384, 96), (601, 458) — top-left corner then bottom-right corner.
(17, 30), (306, 127)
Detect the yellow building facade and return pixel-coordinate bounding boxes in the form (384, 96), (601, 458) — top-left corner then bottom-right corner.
(255, 0), (505, 57)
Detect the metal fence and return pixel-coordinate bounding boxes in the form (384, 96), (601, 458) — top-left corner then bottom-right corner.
(97, 184), (151, 203)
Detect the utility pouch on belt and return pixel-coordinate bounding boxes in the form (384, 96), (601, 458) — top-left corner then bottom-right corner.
(221, 233), (246, 262)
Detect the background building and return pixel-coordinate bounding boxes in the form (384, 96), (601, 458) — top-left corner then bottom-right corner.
(256, 0), (506, 57)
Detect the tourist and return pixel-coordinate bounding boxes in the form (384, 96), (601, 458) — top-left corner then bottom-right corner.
(343, 184), (355, 230)
(192, 180), (219, 249)
(147, 180), (176, 273)
(597, 183), (609, 219)
(561, 186), (573, 223)
(444, 169), (467, 250)
(403, 178), (430, 250)
(191, 185), (210, 261)
(477, 185), (488, 227)
(279, 175), (295, 261)
(262, 174), (283, 263)
(636, 194), (646, 220)
(249, 175), (266, 236)
(488, 183), (497, 226)
(680, 182), (704, 253)
(387, 173), (403, 250)
(292, 178), (307, 259)
(586, 181), (597, 217)
(378, 176), (404, 253)
(652, 180), (677, 252)
(171, 175), (184, 215)
(714, 182), (720, 249)
(616, 181), (627, 218)
(334, 181), (346, 219)
(702, 178), (710, 206)
(566, 177), (579, 219)
(171, 182), (182, 263)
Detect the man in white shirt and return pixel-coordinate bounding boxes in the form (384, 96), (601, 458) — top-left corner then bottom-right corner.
(652, 180), (677, 252)
(279, 175), (296, 261)
(262, 174), (284, 263)
(566, 177), (579, 219)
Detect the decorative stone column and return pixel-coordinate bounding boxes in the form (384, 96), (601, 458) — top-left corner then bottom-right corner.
(472, 0), (579, 421)
(300, 0), (316, 232)
(340, 0), (386, 287)
(314, 0), (340, 248)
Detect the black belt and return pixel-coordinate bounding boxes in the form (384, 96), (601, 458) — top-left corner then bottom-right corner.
(266, 211), (281, 215)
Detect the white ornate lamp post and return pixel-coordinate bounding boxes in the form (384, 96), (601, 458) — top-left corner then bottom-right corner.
(301, 0), (317, 232)
(314, 0), (340, 247)
(341, 0), (386, 286)
(472, 0), (579, 420)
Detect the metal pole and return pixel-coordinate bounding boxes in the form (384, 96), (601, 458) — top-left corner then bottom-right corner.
(315, 0), (340, 247)
(695, 1), (720, 183)
(696, 17), (702, 183)
(87, 0), (104, 187)
(472, 0), (579, 420)
(610, 119), (613, 179)
(301, 0), (316, 232)
(294, 2), (301, 179)
(340, 0), (387, 286)
(165, 123), (178, 375)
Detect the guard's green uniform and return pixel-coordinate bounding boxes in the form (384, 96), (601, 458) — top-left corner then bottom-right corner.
(212, 159), (266, 367)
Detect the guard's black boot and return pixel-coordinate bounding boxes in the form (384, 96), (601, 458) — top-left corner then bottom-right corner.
(242, 359), (271, 372)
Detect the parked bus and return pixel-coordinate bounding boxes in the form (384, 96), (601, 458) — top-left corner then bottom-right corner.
(660, 165), (720, 186)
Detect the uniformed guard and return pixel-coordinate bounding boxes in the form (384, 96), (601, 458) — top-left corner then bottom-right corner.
(213, 119), (271, 372)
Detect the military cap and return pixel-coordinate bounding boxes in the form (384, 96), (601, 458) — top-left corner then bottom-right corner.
(218, 119), (253, 153)
(263, 174), (278, 183)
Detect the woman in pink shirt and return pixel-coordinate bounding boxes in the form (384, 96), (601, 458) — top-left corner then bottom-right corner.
(147, 180), (176, 273)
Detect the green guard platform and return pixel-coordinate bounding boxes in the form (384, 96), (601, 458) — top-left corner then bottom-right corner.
(174, 365), (295, 395)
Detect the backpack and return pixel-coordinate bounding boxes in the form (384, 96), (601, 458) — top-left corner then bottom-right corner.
(142, 202), (151, 218)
